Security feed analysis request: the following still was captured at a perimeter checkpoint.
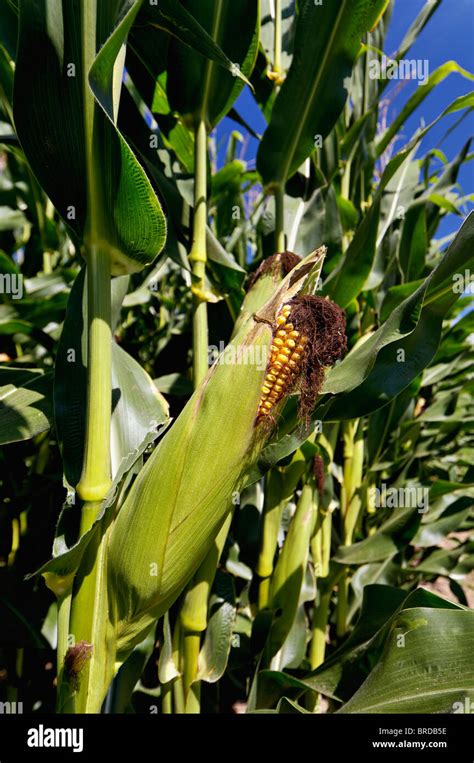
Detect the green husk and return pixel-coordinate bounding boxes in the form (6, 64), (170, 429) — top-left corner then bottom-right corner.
(108, 248), (326, 658)
(232, 251), (301, 338)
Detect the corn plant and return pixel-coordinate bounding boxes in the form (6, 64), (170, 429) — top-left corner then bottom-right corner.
(0, 0), (473, 715)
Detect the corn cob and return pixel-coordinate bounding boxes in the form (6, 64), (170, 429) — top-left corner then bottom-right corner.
(256, 294), (347, 425)
(257, 303), (309, 421)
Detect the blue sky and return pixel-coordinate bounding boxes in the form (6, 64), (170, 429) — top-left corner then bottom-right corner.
(383, 0), (474, 237)
(215, 0), (474, 239)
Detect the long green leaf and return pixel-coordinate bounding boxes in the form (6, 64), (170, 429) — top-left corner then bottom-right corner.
(0, 372), (52, 445)
(376, 61), (474, 156)
(13, 0), (166, 275)
(167, 0), (259, 128)
(340, 607), (474, 713)
(257, 0), (388, 186)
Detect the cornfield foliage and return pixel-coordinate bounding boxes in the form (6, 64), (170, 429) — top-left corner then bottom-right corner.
(0, 0), (473, 715)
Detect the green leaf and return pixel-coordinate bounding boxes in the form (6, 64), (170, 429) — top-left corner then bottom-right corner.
(339, 607), (474, 713)
(304, 586), (463, 703)
(158, 613), (180, 684)
(376, 61), (474, 156)
(274, 697), (309, 714)
(428, 193), (462, 216)
(167, 0), (259, 128)
(414, 543), (474, 578)
(324, 212), (474, 418)
(379, 280), (423, 322)
(324, 198), (381, 308)
(13, 0), (166, 275)
(390, 0), (442, 64)
(306, 584), (407, 701)
(334, 505), (421, 564)
(197, 571), (236, 683)
(0, 371), (52, 445)
(250, 669), (315, 711)
(0, 204), (28, 231)
(265, 484), (314, 660)
(398, 206), (428, 281)
(257, 0), (388, 186)
(143, 0), (253, 87)
(154, 373), (193, 397)
(413, 497), (473, 548)
(106, 630), (156, 713)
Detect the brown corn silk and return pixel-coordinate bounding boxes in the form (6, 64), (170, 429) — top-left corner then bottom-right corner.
(257, 295), (347, 425)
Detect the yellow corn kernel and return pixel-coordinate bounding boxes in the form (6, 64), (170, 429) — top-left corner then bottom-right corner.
(256, 304), (312, 421)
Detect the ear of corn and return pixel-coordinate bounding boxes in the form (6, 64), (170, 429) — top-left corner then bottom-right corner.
(108, 248), (328, 658)
(108, 321), (271, 654)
